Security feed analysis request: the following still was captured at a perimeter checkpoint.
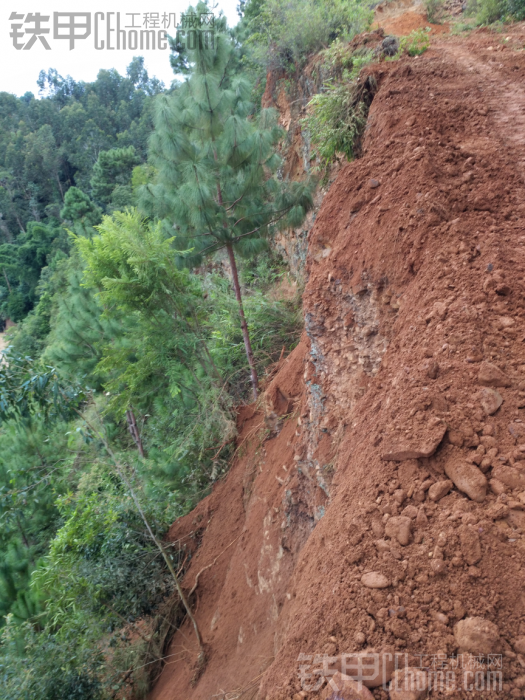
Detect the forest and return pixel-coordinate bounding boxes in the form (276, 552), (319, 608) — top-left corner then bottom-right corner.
(1, 0), (523, 697)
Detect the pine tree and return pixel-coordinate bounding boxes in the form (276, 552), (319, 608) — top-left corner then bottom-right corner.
(140, 5), (312, 399)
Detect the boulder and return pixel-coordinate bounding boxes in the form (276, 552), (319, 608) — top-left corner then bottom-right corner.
(444, 460), (487, 502)
(454, 617), (500, 654)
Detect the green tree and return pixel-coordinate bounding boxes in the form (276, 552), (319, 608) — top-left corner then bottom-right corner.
(90, 146), (141, 209)
(140, 5), (312, 398)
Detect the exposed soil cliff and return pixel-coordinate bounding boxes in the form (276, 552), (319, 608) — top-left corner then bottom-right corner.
(149, 23), (525, 700)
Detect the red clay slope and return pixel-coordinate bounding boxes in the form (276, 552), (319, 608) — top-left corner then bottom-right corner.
(150, 28), (525, 700)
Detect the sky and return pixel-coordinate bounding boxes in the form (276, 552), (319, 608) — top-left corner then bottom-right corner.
(1, 0), (240, 96)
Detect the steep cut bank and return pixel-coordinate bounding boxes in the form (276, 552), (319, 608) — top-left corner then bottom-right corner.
(150, 28), (525, 700)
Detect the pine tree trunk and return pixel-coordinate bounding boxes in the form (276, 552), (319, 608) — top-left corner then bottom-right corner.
(226, 244), (258, 401)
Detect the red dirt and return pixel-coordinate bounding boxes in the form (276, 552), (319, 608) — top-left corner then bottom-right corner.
(149, 24), (525, 700)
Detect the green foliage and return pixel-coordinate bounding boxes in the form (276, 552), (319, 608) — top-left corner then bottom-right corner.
(0, 5), (314, 696)
(141, 22), (313, 267)
(424, 0), (445, 22)
(90, 146), (141, 210)
(303, 50), (376, 169)
(397, 28), (431, 57)
(466, 0), (523, 22)
(239, 0), (374, 71)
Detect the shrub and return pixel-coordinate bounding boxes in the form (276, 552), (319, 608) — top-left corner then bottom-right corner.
(398, 27), (431, 56)
(303, 49), (377, 170)
(244, 0), (374, 70)
(424, 0), (445, 22)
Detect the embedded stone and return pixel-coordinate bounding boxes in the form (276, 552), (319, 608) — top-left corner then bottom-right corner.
(385, 516), (412, 546)
(459, 525), (482, 565)
(478, 362), (511, 387)
(444, 460), (487, 502)
(428, 480), (453, 502)
(321, 672), (374, 700)
(361, 572), (390, 589)
(454, 617), (501, 654)
(381, 424), (446, 461)
(513, 637), (525, 655)
(480, 387), (503, 415)
(492, 465), (525, 490)
(334, 651), (396, 688)
(389, 667), (428, 700)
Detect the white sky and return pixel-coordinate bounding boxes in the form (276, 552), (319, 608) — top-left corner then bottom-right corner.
(1, 0), (240, 96)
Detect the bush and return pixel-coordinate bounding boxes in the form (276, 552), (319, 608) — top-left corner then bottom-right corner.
(244, 0), (374, 70)
(398, 27), (431, 56)
(303, 50), (377, 169)
(424, 0), (445, 22)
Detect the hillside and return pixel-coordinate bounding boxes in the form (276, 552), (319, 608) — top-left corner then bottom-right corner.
(148, 18), (525, 700)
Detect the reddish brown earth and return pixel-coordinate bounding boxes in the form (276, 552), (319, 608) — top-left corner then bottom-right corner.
(149, 25), (525, 700)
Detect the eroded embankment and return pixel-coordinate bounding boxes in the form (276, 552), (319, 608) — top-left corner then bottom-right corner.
(150, 29), (525, 700)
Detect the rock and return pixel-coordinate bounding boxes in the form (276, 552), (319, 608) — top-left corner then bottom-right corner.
(428, 480), (453, 502)
(478, 362), (511, 387)
(369, 178), (380, 189)
(334, 651), (396, 688)
(361, 572), (390, 589)
(496, 284), (512, 296)
(492, 465), (525, 490)
(381, 423), (446, 461)
(454, 600), (466, 619)
(416, 507), (428, 527)
(381, 35), (400, 57)
(371, 519), (384, 538)
(515, 675), (525, 690)
(514, 637), (525, 655)
(467, 348), (484, 363)
(447, 430), (464, 447)
(390, 618), (411, 640)
(459, 525), (482, 565)
(486, 502), (509, 520)
(375, 539), (391, 552)
(430, 558), (447, 576)
(454, 617), (501, 655)
(480, 388), (503, 415)
(431, 611), (449, 626)
(354, 631), (366, 646)
(394, 489), (407, 505)
(490, 478), (507, 496)
(507, 509), (525, 529)
(389, 667), (428, 700)
(385, 516), (412, 546)
(401, 505), (418, 519)
(321, 672), (374, 700)
(444, 460), (487, 502)
(424, 360), (439, 379)
(509, 423), (525, 443)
